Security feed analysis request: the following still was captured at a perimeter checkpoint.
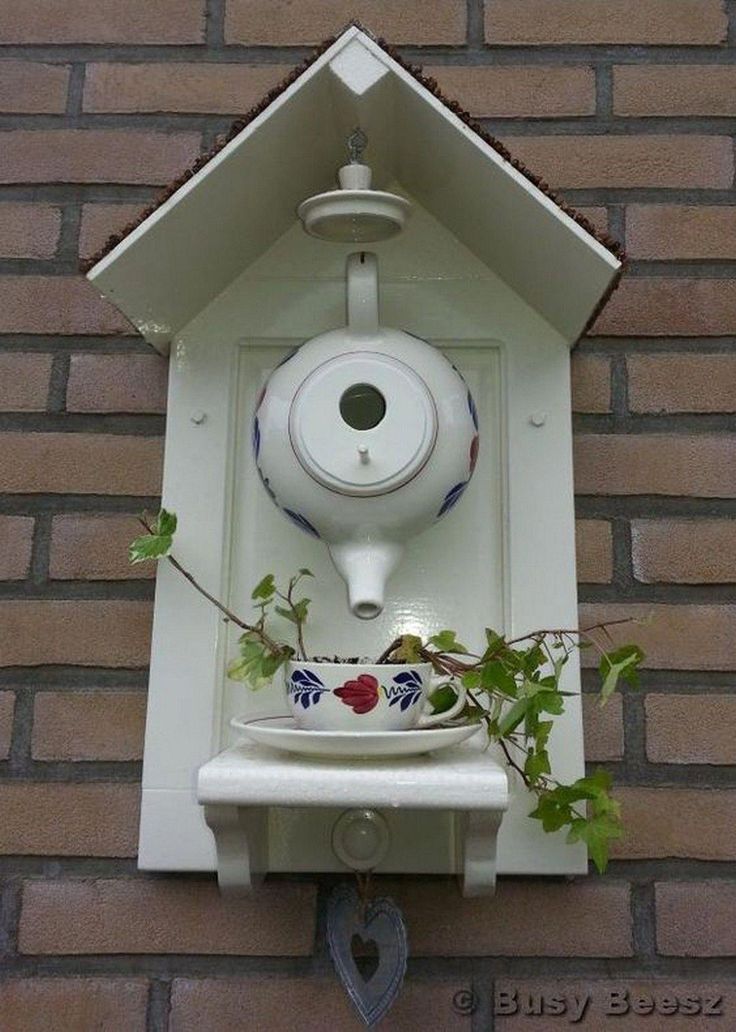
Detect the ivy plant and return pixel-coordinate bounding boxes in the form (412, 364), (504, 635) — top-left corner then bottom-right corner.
(131, 509), (644, 872)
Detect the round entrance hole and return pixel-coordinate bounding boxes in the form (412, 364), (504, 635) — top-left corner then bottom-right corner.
(339, 383), (386, 431)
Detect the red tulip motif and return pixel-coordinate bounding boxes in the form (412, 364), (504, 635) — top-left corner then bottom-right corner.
(469, 434), (479, 475)
(334, 674), (380, 714)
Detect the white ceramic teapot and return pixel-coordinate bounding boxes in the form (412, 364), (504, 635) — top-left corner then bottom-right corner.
(253, 252), (479, 619)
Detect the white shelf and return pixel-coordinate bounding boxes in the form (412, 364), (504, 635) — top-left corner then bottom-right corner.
(198, 736), (508, 810)
(197, 738), (508, 896)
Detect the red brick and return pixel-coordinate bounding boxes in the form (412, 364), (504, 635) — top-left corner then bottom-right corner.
(574, 435), (736, 497)
(628, 354), (736, 412)
(84, 63), (292, 114)
(19, 879), (317, 955)
(0, 130), (201, 185)
(0, 690), (14, 759)
(171, 978), (468, 1032)
(575, 206), (609, 235)
(611, 787), (736, 860)
(0, 978), (148, 1032)
(583, 692), (623, 761)
(576, 519), (613, 583)
(503, 135), (732, 190)
(495, 980), (735, 1029)
(627, 206), (736, 260)
(614, 65), (736, 117)
(32, 691), (146, 761)
(592, 278), (736, 337)
(0, 600), (152, 667)
(657, 882), (736, 956)
(0, 783), (139, 856)
(571, 355), (610, 412)
(0, 62), (69, 113)
(0, 0), (205, 44)
(67, 354), (168, 413)
(0, 515), (34, 580)
(423, 65), (595, 118)
(646, 694), (736, 764)
(79, 203), (146, 260)
(486, 0), (727, 45)
(632, 519), (736, 583)
(0, 203), (61, 259)
(0, 276), (131, 335)
(579, 602), (736, 671)
(387, 880), (632, 956)
(0, 353), (52, 410)
(225, 0), (466, 44)
(0, 433), (163, 494)
(50, 514), (155, 580)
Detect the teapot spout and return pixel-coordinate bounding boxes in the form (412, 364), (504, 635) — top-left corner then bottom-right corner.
(329, 540), (403, 620)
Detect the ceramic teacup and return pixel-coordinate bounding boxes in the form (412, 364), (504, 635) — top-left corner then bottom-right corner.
(284, 660), (466, 732)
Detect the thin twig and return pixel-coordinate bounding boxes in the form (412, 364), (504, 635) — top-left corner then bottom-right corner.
(138, 517), (284, 655)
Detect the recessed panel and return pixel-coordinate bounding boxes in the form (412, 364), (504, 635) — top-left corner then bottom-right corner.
(222, 340), (503, 739)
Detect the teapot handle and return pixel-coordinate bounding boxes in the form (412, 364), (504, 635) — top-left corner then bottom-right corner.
(346, 252), (379, 335)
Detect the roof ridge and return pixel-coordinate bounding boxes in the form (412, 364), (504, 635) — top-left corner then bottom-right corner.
(81, 26), (625, 304)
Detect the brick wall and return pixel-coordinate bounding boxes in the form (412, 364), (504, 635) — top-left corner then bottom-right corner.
(1, 2), (734, 1029)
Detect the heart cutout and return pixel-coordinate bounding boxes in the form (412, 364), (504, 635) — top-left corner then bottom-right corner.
(327, 884), (408, 1026)
(351, 933), (380, 981)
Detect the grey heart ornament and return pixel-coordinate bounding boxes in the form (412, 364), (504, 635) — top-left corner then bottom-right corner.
(327, 884), (408, 1026)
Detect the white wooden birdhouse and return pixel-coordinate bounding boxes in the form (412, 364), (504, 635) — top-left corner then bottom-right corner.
(87, 26), (622, 893)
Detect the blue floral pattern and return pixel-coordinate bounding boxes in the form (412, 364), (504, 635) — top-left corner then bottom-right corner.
(384, 669), (424, 711)
(283, 508), (321, 539)
(287, 668), (329, 708)
(467, 389), (479, 431)
(437, 481), (468, 519)
(275, 346), (299, 368)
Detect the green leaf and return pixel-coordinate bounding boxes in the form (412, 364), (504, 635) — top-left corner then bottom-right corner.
(251, 573), (276, 601)
(483, 629), (505, 657)
(298, 568), (313, 578)
(129, 532), (172, 564)
(394, 635), (423, 663)
(480, 660), (517, 697)
(461, 670), (481, 691)
(497, 696), (529, 736)
(429, 630), (468, 654)
(429, 682), (461, 714)
(155, 509), (177, 537)
(529, 793), (573, 833)
(128, 509), (177, 565)
(598, 644), (644, 704)
(524, 747), (551, 781)
(567, 813), (622, 873)
(275, 605), (299, 625)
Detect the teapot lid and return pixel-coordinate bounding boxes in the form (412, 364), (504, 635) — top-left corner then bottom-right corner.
(289, 351), (437, 496)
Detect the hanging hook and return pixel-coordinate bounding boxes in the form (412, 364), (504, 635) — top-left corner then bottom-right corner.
(347, 127), (368, 164)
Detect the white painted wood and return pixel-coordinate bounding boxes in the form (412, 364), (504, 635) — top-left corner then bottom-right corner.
(203, 804), (266, 893)
(87, 26), (619, 350)
(198, 739), (508, 811)
(458, 810), (505, 897)
(137, 201), (588, 877)
(198, 740), (507, 892)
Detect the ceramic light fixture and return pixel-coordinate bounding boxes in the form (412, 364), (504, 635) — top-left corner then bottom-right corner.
(297, 129), (412, 242)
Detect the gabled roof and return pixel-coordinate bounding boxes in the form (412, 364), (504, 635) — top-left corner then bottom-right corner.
(86, 25), (623, 352)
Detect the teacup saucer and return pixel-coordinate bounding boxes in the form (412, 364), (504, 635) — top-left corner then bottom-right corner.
(230, 715), (481, 759)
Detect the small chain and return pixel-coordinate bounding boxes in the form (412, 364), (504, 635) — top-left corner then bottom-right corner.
(354, 869), (372, 921)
